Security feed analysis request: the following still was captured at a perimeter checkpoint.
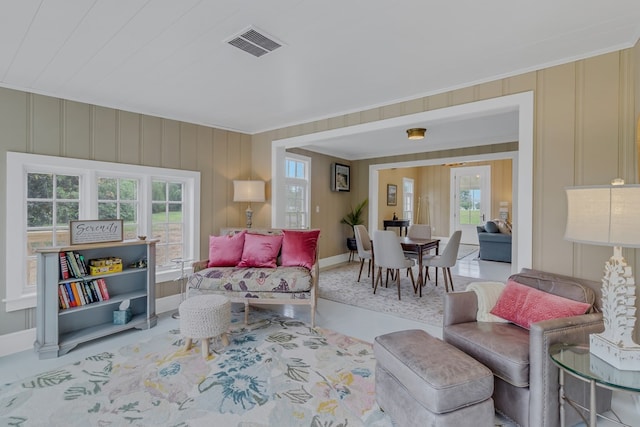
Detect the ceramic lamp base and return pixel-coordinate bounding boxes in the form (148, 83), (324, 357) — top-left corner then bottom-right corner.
(590, 333), (640, 371)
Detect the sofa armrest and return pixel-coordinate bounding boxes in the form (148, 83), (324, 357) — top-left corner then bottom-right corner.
(529, 313), (608, 427)
(443, 291), (479, 326)
(192, 259), (209, 273)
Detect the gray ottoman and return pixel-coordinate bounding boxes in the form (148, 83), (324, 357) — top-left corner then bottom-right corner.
(374, 329), (494, 427)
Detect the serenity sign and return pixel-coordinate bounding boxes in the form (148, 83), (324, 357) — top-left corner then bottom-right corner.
(70, 220), (124, 245)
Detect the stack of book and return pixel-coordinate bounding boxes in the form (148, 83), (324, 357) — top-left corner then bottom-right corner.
(59, 251), (89, 279)
(58, 251), (111, 310)
(58, 278), (110, 310)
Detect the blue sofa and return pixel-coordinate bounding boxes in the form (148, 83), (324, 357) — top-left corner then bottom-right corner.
(477, 222), (512, 262)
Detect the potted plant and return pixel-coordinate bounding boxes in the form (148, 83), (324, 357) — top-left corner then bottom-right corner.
(340, 198), (368, 251)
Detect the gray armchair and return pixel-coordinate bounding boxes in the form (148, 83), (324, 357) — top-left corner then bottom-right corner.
(443, 268), (611, 427)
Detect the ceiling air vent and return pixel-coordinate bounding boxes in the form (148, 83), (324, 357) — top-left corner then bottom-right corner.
(226, 26), (283, 58)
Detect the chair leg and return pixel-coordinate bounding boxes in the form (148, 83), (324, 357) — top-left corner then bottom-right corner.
(443, 268), (450, 293)
(357, 259), (365, 282)
(446, 267), (454, 292)
(395, 268), (401, 300)
(408, 268), (417, 295)
(367, 259), (372, 278)
(434, 267), (438, 287)
(425, 266), (430, 280)
(374, 267), (382, 294)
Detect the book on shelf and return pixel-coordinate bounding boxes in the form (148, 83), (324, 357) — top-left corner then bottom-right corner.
(78, 254), (89, 275)
(76, 252), (86, 276)
(66, 252), (82, 278)
(81, 281), (92, 304)
(64, 282), (76, 307)
(58, 285), (68, 309)
(71, 282), (85, 305)
(59, 252), (70, 280)
(97, 278), (110, 300)
(89, 280), (103, 302)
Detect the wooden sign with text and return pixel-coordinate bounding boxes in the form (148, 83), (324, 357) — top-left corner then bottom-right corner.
(70, 220), (124, 245)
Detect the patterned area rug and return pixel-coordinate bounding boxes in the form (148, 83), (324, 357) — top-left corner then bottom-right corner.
(0, 309), (517, 426)
(457, 244), (479, 259)
(319, 263), (478, 327)
(1, 310), (391, 426)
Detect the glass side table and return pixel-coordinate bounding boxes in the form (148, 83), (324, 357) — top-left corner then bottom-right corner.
(170, 257), (192, 320)
(550, 342), (640, 427)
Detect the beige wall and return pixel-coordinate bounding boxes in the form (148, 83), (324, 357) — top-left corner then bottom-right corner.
(0, 88), (251, 335)
(1, 41), (638, 341)
(252, 46), (639, 304)
(377, 167), (420, 230)
(410, 159), (513, 236)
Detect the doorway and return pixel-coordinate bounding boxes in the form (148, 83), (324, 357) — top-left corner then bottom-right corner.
(451, 165), (491, 245)
(272, 91), (533, 273)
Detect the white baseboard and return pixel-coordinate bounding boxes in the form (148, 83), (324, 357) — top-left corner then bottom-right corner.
(0, 294), (182, 358)
(0, 328), (36, 358)
(319, 253), (350, 269)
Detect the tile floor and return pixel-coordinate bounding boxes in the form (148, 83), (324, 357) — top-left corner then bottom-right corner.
(1, 251), (637, 425)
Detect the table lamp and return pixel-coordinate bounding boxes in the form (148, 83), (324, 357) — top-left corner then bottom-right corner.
(233, 180), (265, 228)
(565, 178), (640, 370)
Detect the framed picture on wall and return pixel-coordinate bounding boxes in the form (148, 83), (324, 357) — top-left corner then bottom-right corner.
(387, 184), (397, 206)
(331, 163), (350, 192)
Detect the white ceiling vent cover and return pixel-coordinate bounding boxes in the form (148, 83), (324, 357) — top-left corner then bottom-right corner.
(226, 26), (283, 58)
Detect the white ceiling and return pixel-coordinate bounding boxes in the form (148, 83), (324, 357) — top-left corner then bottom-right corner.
(1, 1), (639, 159)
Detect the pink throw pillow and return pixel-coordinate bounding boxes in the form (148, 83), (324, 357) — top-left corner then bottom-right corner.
(237, 233), (284, 268)
(490, 279), (591, 329)
(207, 231), (246, 267)
(280, 229), (320, 270)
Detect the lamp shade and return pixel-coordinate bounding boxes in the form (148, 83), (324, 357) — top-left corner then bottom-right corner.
(565, 182), (640, 248)
(233, 180), (265, 202)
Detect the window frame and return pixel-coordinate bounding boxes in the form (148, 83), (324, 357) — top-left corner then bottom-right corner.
(403, 177), (414, 223)
(282, 153), (311, 229)
(5, 152), (200, 312)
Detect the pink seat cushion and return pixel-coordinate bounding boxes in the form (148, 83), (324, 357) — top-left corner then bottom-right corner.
(490, 279), (591, 329)
(207, 231), (246, 267)
(237, 233), (284, 268)
(280, 229), (320, 270)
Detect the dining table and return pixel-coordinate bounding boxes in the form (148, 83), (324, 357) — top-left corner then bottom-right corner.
(371, 236), (440, 297)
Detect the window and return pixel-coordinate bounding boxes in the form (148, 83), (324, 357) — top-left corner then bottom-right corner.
(152, 180), (184, 267)
(5, 152), (200, 312)
(26, 173), (80, 289)
(283, 154), (310, 229)
(97, 177), (139, 240)
(403, 178), (414, 223)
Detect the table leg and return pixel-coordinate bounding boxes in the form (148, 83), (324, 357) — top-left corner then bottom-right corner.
(417, 246), (424, 297)
(371, 246), (375, 289)
(559, 366), (565, 427)
(589, 379), (596, 427)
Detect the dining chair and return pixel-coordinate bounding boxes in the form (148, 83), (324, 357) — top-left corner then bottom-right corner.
(404, 224), (432, 279)
(423, 230), (462, 292)
(372, 230), (416, 300)
(353, 224), (372, 282)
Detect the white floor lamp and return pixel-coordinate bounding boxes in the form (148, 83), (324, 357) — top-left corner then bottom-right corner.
(233, 180), (265, 228)
(565, 178), (640, 370)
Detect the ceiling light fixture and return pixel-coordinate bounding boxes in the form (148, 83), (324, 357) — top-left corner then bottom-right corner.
(406, 128), (426, 140)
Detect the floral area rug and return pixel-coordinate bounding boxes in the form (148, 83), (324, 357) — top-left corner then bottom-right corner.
(319, 263), (478, 327)
(0, 310), (393, 427)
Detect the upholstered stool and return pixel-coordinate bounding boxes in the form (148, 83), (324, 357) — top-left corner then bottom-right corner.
(179, 295), (231, 359)
(374, 329), (494, 427)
